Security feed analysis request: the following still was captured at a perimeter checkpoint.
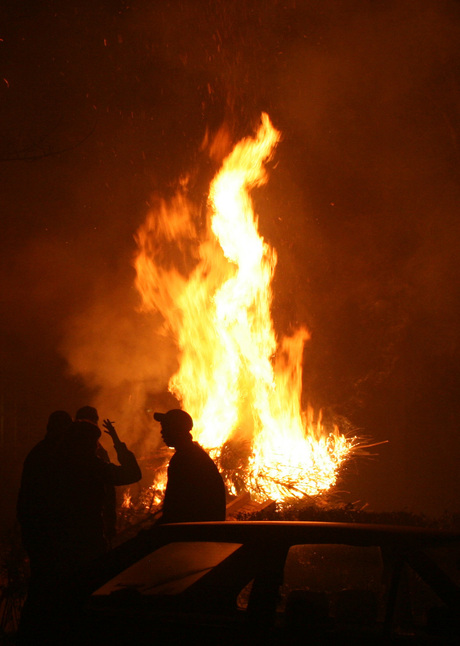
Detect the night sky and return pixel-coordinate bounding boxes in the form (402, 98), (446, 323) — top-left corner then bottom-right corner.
(1, 0), (460, 530)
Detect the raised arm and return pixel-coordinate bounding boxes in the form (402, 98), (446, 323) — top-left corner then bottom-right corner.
(101, 419), (142, 485)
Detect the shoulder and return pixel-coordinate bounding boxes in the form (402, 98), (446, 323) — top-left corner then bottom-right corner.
(24, 440), (46, 460)
(191, 443), (221, 474)
(22, 439), (54, 471)
(192, 442), (215, 461)
(178, 442), (209, 460)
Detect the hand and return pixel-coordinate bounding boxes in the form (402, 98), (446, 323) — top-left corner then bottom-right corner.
(102, 419), (121, 448)
(102, 418), (116, 435)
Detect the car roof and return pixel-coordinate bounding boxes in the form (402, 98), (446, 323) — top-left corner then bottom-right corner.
(142, 520), (460, 548)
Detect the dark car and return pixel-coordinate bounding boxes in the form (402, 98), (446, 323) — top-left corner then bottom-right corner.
(74, 521), (460, 644)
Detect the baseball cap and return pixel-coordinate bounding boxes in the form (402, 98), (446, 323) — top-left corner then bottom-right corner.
(153, 409), (193, 432)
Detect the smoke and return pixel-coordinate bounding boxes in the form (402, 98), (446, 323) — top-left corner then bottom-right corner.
(59, 273), (181, 455)
(265, 1), (460, 400)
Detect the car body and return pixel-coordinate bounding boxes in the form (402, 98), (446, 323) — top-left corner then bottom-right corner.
(75, 520), (460, 644)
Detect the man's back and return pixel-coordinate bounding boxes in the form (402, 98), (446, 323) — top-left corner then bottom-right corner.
(161, 441), (226, 523)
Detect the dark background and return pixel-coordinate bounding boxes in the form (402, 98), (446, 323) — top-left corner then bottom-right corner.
(1, 0), (460, 531)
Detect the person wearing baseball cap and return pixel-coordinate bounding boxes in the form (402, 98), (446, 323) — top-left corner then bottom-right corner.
(154, 409), (226, 523)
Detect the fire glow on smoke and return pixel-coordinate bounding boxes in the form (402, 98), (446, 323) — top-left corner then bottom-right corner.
(134, 113), (354, 503)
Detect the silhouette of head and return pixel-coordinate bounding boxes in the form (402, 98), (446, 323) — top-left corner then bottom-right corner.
(154, 409), (193, 448)
(68, 420), (101, 456)
(46, 410), (72, 441)
(75, 406), (99, 425)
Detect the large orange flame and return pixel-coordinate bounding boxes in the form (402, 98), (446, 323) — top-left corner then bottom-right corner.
(134, 113), (353, 503)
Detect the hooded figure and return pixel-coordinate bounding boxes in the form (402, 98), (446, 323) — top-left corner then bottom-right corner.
(58, 419), (142, 566)
(17, 410), (72, 567)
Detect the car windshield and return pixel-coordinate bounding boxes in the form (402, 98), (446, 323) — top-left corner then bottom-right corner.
(92, 541), (242, 597)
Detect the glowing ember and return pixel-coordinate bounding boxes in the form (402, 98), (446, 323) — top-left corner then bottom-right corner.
(134, 113), (354, 503)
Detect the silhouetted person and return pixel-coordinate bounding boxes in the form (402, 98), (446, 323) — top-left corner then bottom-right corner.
(17, 410), (72, 574)
(154, 409), (226, 523)
(75, 405), (116, 542)
(59, 418), (142, 567)
(17, 411), (72, 646)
